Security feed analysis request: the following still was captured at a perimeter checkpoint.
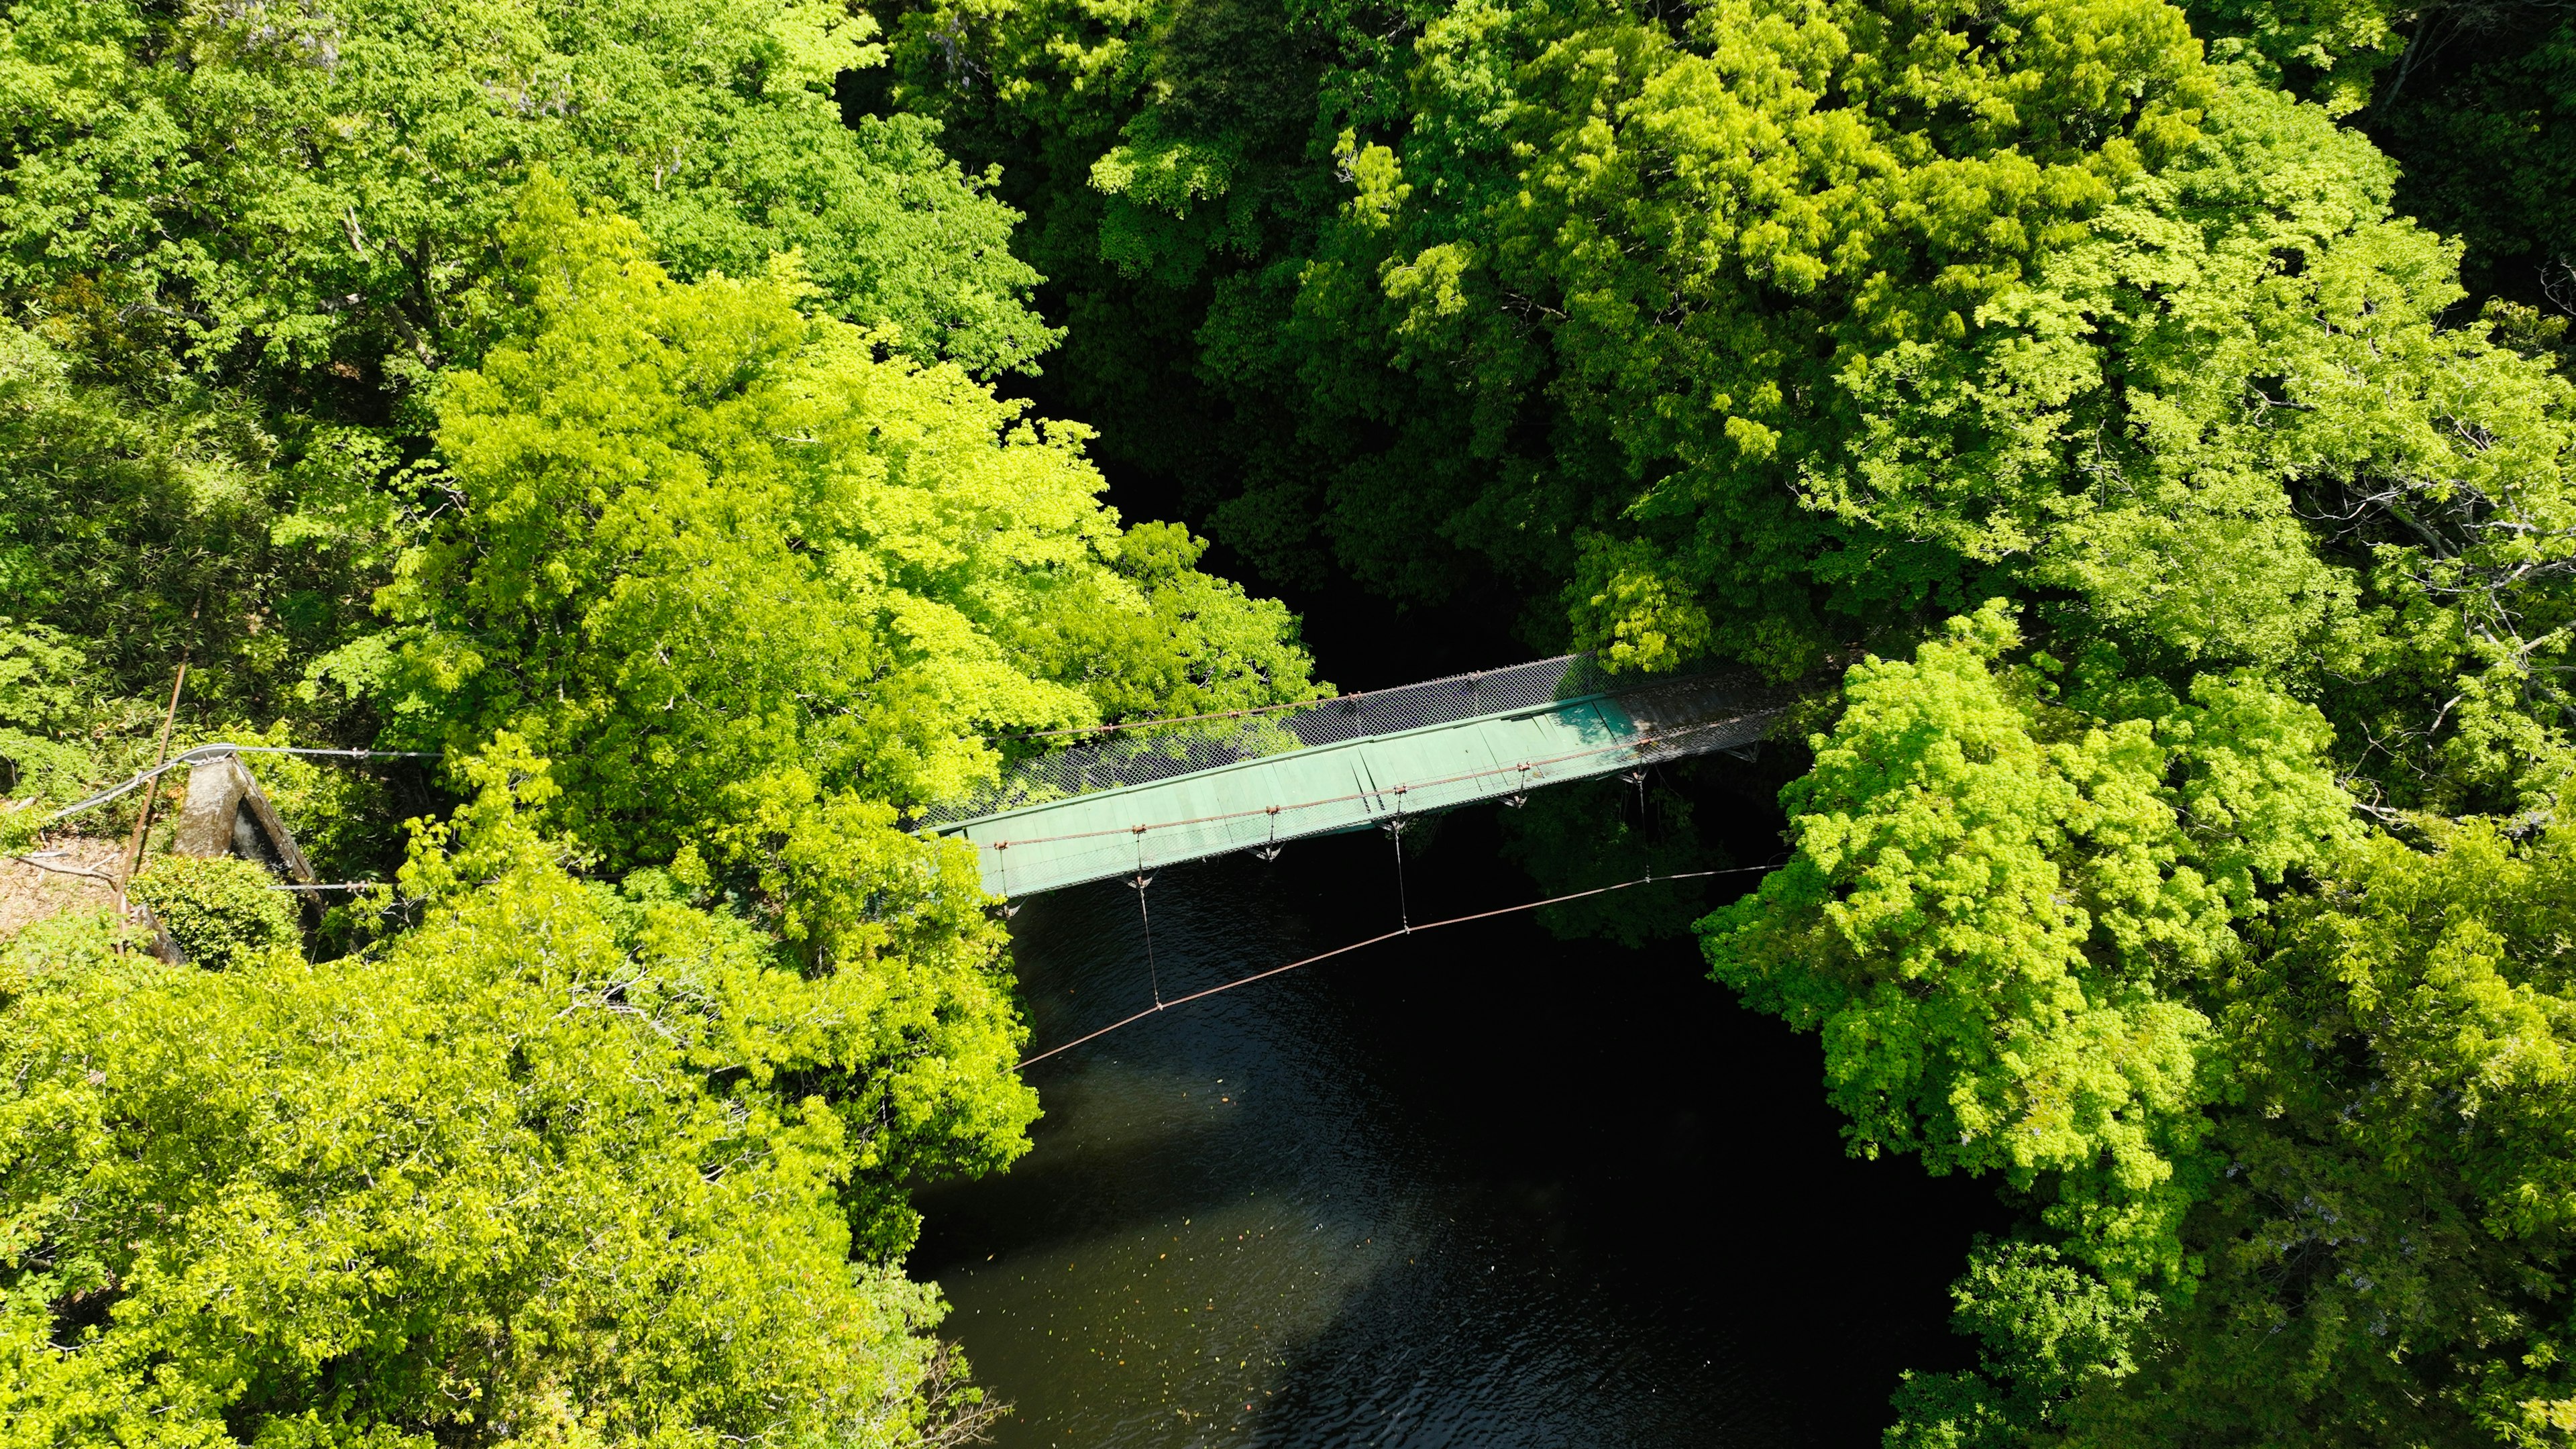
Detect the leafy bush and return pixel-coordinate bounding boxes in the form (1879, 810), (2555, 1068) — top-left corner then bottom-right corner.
(128, 855), (300, 969)
(0, 619), (98, 808)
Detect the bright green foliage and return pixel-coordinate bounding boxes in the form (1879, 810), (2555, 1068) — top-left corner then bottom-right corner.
(1705, 606), (2576, 1443)
(0, 0), (1053, 393)
(1703, 604), (2355, 1286)
(395, 741), (1038, 1258)
(1307, 0), (2211, 637)
(895, 0), (2231, 636)
(127, 854), (302, 969)
(1968, 820), (2576, 1445)
(1889, 1240), (2153, 1449)
(372, 178), (1318, 938)
(1978, 83), (2576, 809)
(1017, 520), (1334, 724)
(0, 619), (93, 809)
(0, 751), (1018, 1446)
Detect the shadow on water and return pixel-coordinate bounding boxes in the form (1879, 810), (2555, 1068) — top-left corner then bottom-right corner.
(910, 800), (2005, 1448)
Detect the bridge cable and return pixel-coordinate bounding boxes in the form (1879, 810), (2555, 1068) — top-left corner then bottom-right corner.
(994, 842), (1020, 918)
(1014, 864), (1776, 1069)
(1623, 764), (1652, 883)
(1387, 814), (1411, 932)
(1131, 827), (1161, 1008)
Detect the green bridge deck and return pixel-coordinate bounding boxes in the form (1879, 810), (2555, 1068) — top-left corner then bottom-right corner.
(937, 673), (1782, 898)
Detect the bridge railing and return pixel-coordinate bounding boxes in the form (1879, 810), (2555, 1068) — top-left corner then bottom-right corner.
(918, 653), (1618, 826)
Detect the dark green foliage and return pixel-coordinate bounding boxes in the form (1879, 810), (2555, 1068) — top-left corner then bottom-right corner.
(127, 854), (301, 970)
(2180, 1), (2576, 309)
(2178, 0), (2405, 112)
(0, 0), (1055, 398)
(1889, 1241), (2152, 1449)
(0, 324), (386, 736)
(1496, 772), (1723, 948)
(2375, 9), (2576, 305)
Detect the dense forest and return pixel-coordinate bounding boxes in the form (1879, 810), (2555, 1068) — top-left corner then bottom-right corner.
(4, 0), (2576, 1443)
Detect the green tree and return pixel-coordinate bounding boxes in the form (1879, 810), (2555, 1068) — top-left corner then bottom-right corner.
(0, 616), (97, 812)
(368, 176), (1320, 945)
(0, 321), (390, 733)
(1, 0), (1054, 398)
(2178, 0), (2406, 113)
(2070, 820), (2576, 1446)
(0, 747), (1020, 1446)
(1703, 603), (2355, 1290)
(127, 855), (303, 969)
(0, 0), (1072, 837)
(1889, 1240), (2153, 1449)
(1703, 604), (2576, 1444)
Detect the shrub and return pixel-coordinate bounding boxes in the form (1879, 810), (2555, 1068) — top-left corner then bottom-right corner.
(128, 855), (299, 969)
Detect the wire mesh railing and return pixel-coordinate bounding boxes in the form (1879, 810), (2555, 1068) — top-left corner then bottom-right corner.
(919, 653), (1621, 826)
(949, 671), (1788, 896)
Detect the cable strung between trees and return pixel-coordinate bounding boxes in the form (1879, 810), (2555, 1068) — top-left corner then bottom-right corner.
(40, 745), (443, 824)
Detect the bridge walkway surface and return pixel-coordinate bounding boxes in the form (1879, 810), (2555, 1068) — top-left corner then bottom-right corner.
(925, 655), (1786, 898)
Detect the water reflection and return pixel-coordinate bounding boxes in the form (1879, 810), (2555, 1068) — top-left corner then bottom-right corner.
(911, 814), (1996, 1447)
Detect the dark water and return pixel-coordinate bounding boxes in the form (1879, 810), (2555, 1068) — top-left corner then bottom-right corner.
(910, 806), (2001, 1448)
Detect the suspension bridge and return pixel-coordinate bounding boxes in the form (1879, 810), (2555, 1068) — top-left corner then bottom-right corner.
(924, 654), (1788, 900)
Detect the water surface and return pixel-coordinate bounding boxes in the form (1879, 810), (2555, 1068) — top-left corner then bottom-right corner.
(911, 811), (1996, 1447)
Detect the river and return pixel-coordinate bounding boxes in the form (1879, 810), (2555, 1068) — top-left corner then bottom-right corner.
(909, 799), (2001, 1447)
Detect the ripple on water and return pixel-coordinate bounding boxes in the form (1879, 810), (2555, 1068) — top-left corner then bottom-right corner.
(910, 823), (1995, 1448)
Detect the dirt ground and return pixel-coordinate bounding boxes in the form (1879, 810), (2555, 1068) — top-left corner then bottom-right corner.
(0, 835), (125, 938)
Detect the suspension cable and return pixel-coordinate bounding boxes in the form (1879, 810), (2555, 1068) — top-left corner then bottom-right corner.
(1132, 827), (1161, 1008)
(1389, 817), (1411, 932)
(1014, 863), (1774, 1069)
(1624, 764), (1651, 883)
(39, 745), (443, 825)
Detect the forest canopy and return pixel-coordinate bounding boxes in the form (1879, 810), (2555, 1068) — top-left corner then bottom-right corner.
(869, 0), (2576, 1441)
(0, 0), (1319, 1442)
(9, 0), (2576, 1443)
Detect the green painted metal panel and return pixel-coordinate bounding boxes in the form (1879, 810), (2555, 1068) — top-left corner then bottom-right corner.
(944, 680), (1776, 898)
